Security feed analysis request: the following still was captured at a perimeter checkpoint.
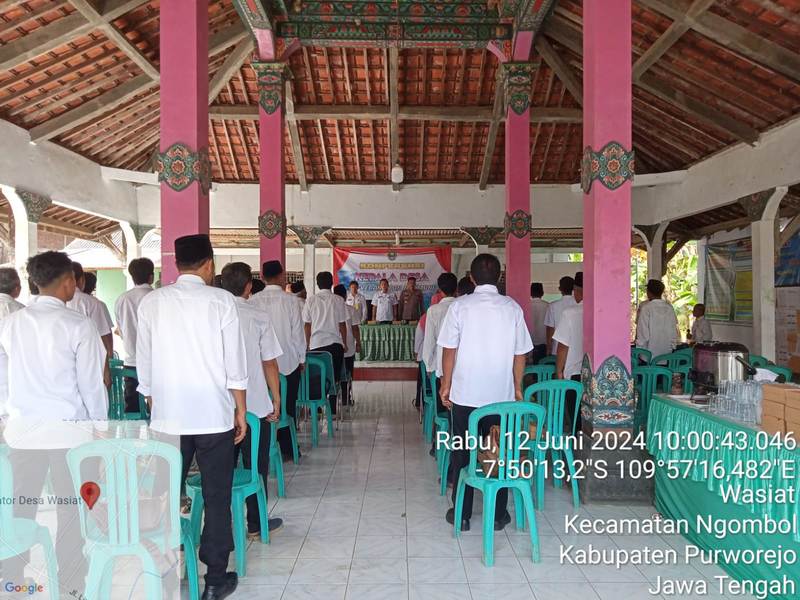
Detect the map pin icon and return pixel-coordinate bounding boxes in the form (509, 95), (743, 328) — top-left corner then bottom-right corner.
(80, 482), (101, 510)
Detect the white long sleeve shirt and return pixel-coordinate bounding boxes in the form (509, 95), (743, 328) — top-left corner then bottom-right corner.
(636, 298), (679, 358)
(437, 285), (533, 408)
(249, 285), (307, 375)
(346, 291), (368, 323)
(529, 297), (549, 346)
(552, 302), (584, 379)
(691, 315), (713, 344)
(114, 283), (153, 366)
(136, 274), (248, 435)
(0, 293), (25, 321)
(235, 297), (283, 419)
(0, 296), (107, 449)
(303, 289), (347, 349)
(543, 295), (577, 354)
(422, 296), (455, 376)
(67, 289), (112, 337)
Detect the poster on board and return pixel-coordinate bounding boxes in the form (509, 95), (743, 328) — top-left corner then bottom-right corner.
(333, 248), (451, 307)
(776, 230), (800, 287)
(704, 239), (753, 323)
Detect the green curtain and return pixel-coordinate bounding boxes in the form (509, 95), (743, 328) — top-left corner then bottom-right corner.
(356, 324), (416, 362)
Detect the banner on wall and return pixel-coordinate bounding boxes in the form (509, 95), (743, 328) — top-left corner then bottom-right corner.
(776, 230), (800, 287)
(704, 239), (753, 323)
(333, 248), (451, 306)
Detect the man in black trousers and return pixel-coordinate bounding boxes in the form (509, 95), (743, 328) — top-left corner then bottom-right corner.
(438, 254), (533, 532)
(137, 234), (248, 600)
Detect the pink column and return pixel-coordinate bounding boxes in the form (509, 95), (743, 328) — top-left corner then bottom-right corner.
(582, 0), (633, 372)
(500, 44), (535, 327)
(158, 0), (210, 285)
(254, 63), (287, 267)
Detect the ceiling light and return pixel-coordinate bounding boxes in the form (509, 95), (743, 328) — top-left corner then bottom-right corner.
(391, 162), (404, 184)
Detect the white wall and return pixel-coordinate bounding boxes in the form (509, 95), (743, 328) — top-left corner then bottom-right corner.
(0, 119), (138, 222)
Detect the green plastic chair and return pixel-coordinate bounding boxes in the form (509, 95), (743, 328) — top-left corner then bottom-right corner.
(523, 365), (556, 385)
(187, 412), (268, 577)
(273, 374), (299, 464)
(66, 438), (181, 600)
(669, 365), (694, 394)
(524, 380), (583, 510)
(109, 358), (124, 369)
(428, 373), (451, 495)
(420, 360), (438, 442)
(108, 368), (150, 421)
(0, 452), (60, 600)
(674, 347), (693, 356)
(267, 421), (285, 499)
(750, 355), (769, 367)
(650, 353), (690, 369)
(453, 401), (546, 567)
(181, 516), (199, 600)
(760, 365), (792, 382)
(298, 353), (335, 446)
(633, 366), (672, 431)
(631, 348), (652, 366)
(538, 356), (557, 366)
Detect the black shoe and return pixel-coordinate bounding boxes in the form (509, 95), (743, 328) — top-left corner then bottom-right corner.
(446, 507), (470, 532)
(494, 511), (512, 531)
(202, 572), (238, 600)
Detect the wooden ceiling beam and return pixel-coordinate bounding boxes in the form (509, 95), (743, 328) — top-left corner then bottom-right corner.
(0, 14), (95, 73)
(534, 37), (583, 105)
(317, 120), (331, 180)
(781, 213), (800, 247)
(221, 120), (240, 180)
(545, 17), (761, 145)
(389, 47), (400, 191)
(369, 120), (377, 180)
(747, 0), (800, 28)
(208, 39), (254, 104)
(334, 120), (346, 181)
(69, 0), (159, 81)
(28, 25), (245, 143)
(479, 76), (505, 191)
(632, 0), (715, 81)
(638, 0), (800, 82)
(285, 79), (308, 192)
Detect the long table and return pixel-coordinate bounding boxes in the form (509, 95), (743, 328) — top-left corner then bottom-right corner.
(355, 324), (416, 362)
(648, 395), (800, 597)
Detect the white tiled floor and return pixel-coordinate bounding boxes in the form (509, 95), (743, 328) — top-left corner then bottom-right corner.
(79, 380), (755, 600)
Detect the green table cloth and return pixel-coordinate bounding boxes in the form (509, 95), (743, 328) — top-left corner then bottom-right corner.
(648, 395), (800, 597)
(356, 324), (416, 362)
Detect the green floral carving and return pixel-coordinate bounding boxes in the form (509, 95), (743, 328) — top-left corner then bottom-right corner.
(738, 188), (777, 222)
(131, 224), (155, 244)
(498, 62), (537, 115)
(579, 354), (635, 428)
(252, 62), (288, 116)
(288, 225), (331, 245)
(461, 226), (504, 245)
(504, 210), (532, 238)
(259, 210), (286, 239)
(157, 143), (212, 194)
(15, 190), (52, 223)
(580, 142), (635, 194)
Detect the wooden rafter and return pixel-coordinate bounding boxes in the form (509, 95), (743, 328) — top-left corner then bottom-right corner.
(368, 120), (377, 180)
(209, 39), (254, 103)
(534, 37), (583, 105)
(0, 14), (95, 73)
(389, 47), (400, 191)
(531, 69), (554, 162)
(221, 120), (240, 180)
(632, 0), (716, 81)
(210, 123), (225, 179)
(285, 79), (308, 191)
(317, 120), (331, 180)
(465, 122), (477, 181)
(449, 122), (459, 179)
(479, 74), (504, 190)
(747, 0), (800, 28)
(781, 212), (800, 247)
(637, 0), (800, 83)
(334, 120), (345, 181)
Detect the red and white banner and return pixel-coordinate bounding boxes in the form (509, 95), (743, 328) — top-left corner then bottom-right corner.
(333, 248), (451, 305)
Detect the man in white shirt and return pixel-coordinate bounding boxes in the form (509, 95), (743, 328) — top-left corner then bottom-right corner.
(553, 271), (584, 433)
(334, 284), (362, 406)
(291, 280), (307, 311)
(25, 279), (40, 306)
(114, 257), (154, 413)
(67, 261), (113, 388)
(304, 271), (348, 414)
(82, 270), (116, 341)
(249, 260), (307, 459)
(0, 267), (25, 319)
(689, 303), (713, 345)
(347, 280), (368, 323)
(0, 251), (106, 597)
(136, 234), (247, 600)
(529, 282), (549, 364)
(221, 262), (285, 539)
(544, 276), (577, 356)
(423, 273), (458, 381)
(372, 278), (398, 323)
(438, 254), (533, 532)
(636, 279), (679, 359)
